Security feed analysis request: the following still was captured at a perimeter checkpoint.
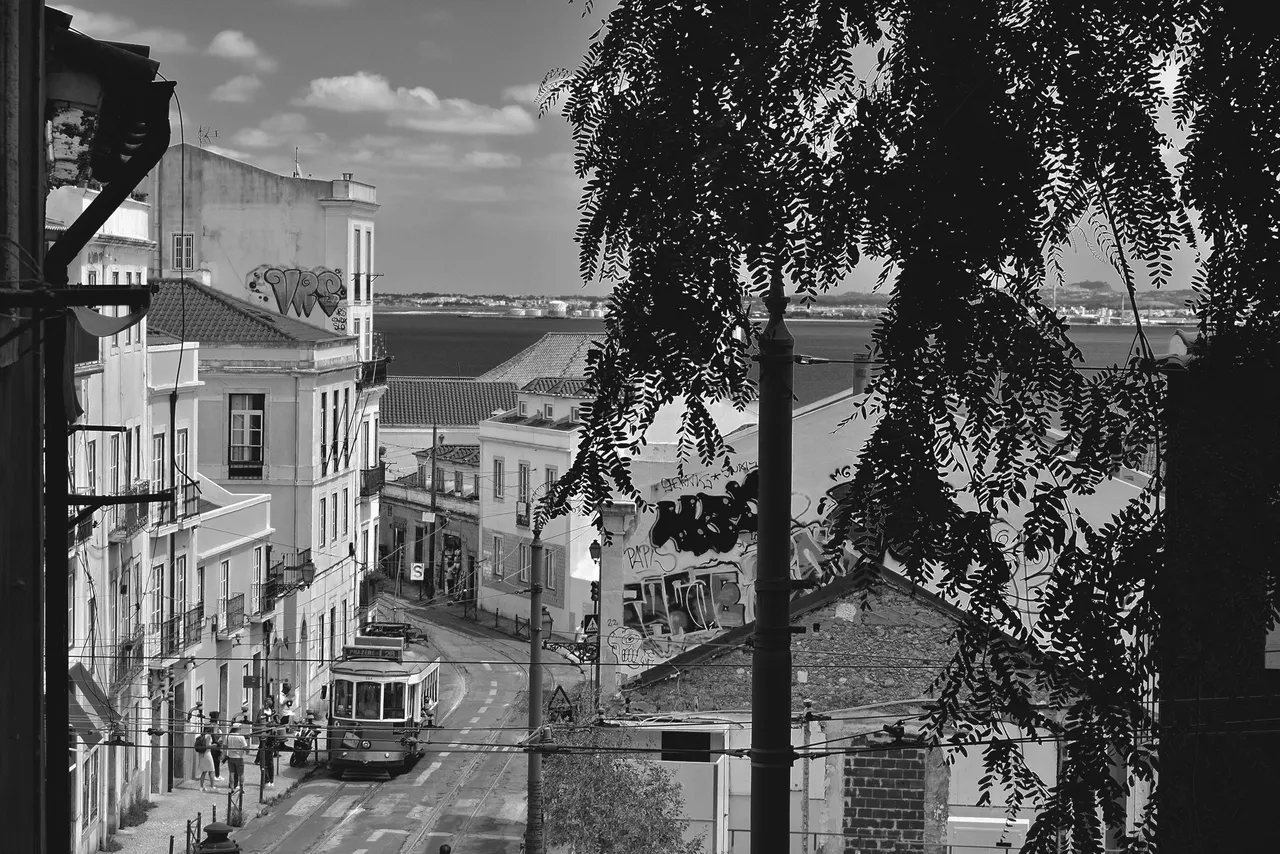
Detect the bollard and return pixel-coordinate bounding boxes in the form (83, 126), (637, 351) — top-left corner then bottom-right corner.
(193, 821), (241, 853)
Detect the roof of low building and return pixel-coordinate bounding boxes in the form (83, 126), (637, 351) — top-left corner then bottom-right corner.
(414, 443), (481, 467)
(520, 376), (590, 397)
(477, 332), (597, 386)
(383, 377), (518, 427)
(149, 278), (348, 344)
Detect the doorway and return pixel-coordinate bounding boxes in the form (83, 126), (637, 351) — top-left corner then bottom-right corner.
(172, 682), (185, 779)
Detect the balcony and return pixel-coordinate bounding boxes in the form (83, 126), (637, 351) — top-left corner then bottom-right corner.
(111, 626), (145, 692)
(67, 515), (93, 550)
(219, 592), (246, 636)
(72, 318), (103, 377)
(265, 548), (315, 610)
(249, 582), (264, 618)
(360, 462), (385, 497)
(161, 478), (200, 524)
(182, 603), (204, 648)
(108, 480), (151, 542)
(357, 331), (391, 390)
(158, 615), (181, 658)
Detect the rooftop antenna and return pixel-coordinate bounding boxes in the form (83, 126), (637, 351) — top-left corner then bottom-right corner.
(293, 146), (301, 178)
(198, 125), (218, 147)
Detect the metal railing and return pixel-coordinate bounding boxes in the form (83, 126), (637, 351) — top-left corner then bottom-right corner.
(111, 626), (145, 691)
(67, 515), (93, 549)
(357, 332), (392, 389)
(360, 462), (385, 497)
(159, 615), (181, 657)
(182, 603), (204, 648)
(223, 592), (245, 634)
(108, 480), (151, 542)
(164, 477), (200, 523)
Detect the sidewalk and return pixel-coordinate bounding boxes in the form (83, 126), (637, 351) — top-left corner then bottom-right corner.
(110, 755), (314, 854)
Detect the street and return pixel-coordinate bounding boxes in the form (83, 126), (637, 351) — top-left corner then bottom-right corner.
(230, 604), (564, 854)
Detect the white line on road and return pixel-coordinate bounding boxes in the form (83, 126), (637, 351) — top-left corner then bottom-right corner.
(483, 663), (492, 670)
(489, 680), (498, 687)
(439, 751), (451, 757)
(371, 792), (405, 817)
(367, 829), (410, 842)
(479, 706), (491, 715)
(407, 805), (428, 821)
(286, 793), (325, 816)
(468, 716), (481, 724)
(413, 760), (443, 786)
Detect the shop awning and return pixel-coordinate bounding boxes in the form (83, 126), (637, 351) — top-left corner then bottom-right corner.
(68, 695), (103, 747)
(69, 662), (117, 740)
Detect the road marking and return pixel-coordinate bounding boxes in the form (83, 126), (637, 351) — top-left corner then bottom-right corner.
(367, 829), (410, 841)
(352, 850), (368, 854)
(499, 798), (527, 821)
(454, 798), (479, 810)
(371, 792), (405, 817)
(467, 833), (525, 841)
(413, 760), (443, 786)
(323, 795), (359, 818)
(460, 728), (471, 735)
(286, 793), (325, 816)
(489, 680), (498, 687)
(488, 687), (498, 696)
(439, 751), (451, 757)
(468, 716), (481, 724)
(479, 706), (491, 715)
(483, 663), (492, 670)
(407, 805), (428, 821)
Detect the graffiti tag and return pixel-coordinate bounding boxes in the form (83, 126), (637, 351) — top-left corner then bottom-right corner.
(247, 265), (346, 321)
(606, 627), (662, 670)
(650, 469), (759, 555)
(657, 461), (753, 495)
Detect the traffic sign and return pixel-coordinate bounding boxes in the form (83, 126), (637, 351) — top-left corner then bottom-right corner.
(582, 614), (599, 635)
(410, 562), (424, 581)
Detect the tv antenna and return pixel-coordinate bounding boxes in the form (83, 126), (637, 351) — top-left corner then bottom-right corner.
(198, 126), (219, 147)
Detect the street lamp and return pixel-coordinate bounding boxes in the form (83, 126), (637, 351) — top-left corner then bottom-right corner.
(589, 541), (602, 715)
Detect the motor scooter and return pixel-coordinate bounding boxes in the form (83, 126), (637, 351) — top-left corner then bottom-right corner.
(290, 723), (318, 767)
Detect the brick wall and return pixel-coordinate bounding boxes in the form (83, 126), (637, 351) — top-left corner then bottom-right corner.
(843, 748), (927, 853)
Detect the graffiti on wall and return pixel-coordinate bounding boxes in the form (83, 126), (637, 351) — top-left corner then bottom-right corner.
(246, 265), (347, 331)
(615, 463), (860, 675)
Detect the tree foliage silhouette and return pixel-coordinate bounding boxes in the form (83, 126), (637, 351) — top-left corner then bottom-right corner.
(541, 3), (1279, 851)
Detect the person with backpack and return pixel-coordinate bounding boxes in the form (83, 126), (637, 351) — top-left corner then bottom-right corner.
(224, 723), (248, 792)
(194, 725), (216, 792)
(208, 712), (225, 782)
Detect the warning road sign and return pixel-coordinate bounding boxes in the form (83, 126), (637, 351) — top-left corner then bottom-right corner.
(582, 614), (599, 635)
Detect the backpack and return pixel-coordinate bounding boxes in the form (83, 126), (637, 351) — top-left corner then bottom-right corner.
(194, 734), (208, 754)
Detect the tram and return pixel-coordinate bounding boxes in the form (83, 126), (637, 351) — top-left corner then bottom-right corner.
(326, 622), (441, 772)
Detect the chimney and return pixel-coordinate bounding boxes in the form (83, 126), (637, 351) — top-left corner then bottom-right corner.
(852, 350), (881, 394)
(341, 172), (353, 181)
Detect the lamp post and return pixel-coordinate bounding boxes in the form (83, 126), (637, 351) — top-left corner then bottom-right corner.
(589, 540), (602, 714)
(526, 532), (546, 854)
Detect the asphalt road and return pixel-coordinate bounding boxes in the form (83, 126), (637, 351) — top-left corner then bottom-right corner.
(232, 605), (567, 854)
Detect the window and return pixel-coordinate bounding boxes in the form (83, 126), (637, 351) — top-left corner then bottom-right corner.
(172, 232), (193, 270)
(661, 730), (713, 762)
(342, 388), (350, 467)
(545, 466), (557, 489)
(150, 564), (163, 632)
(119, 564), (132, 638)
(544, 403), (554, 419)
(87, 269), (97, 286)
(570, 406), (581, 422)
(353, 317), (361, 351)
(175, 429), (189, 480)
(353, 227), (362, 301)
(332, 393), (339, 468)
(472, 475), (481, 497)
(365, 230), (372, 301)
(518, 463), (530, 503)
(435, 466), (445, 489)
(252, 547), (263, 613)
(315, 613), (324, 677)
(151, 433), (165, 488)
(493, 458), (504, 499)
(414, 525), (425, 563)
(361, 422), (370, 470)
(341, 599), (348, 647)
(331, 491), (339, 542)
(518, 543), (530, 582)
(329, 606), (337, 661)
(319, 497), (327, 545)
(333, 679), (353, 718)
(82, 749), (99, 826)
(85, 440), (96, 493)
(546, 547), (557, 590)
(492, 535), (504, 579)
(355, 681), (380, 719)
(68, 571), (75, 649)
(109, 435), (120, 493)
(196, 564), (205, 608)
(519, 401), (527, 416)
(453, 470), (462, 495)
(174, 555), (187, 617)
(229, 394), (265, 477)
(219, 560), (230, 624)
(342, 487), (350, 535)
(383, 682), (406, 720)
(124, 427), (133, 486)
(320, 392), (328, 474)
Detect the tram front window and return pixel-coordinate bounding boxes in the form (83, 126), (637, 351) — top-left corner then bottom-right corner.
(383, 682), (406, 720)
(333, 680), (354, 718)
(355, 682), (382, 719)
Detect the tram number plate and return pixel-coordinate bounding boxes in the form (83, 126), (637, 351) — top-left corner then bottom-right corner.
(342, 731), (361, 749)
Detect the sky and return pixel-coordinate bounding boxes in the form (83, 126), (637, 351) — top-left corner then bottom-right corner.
(63, 1), (1191, 297)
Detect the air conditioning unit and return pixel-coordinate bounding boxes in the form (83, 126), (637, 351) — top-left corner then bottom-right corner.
(947, 816), (1029, 853)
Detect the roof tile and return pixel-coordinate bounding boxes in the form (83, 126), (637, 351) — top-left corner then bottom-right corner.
(149, 278), (348, 344)
(476, 332), (596, 386)
(521, 376), (590, 397)
(383, 377), (518, 427)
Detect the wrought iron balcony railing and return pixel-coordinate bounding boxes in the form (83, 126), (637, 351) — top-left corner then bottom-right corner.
(111, 626), (145, 691)
(108, 480), (151, 542)
(158, 615), (181, 658)
(67, 515), (93, 550)
(182, 603), (204, 648)
(219, 592), (245, 635)
(360, 462), (385, 497)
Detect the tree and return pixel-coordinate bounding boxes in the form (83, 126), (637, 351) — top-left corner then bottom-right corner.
(540, 2), (1279, 853)
(543, 729), (704, 854)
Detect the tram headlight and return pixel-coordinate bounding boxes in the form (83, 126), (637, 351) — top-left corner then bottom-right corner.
(360, 739), (372, 749)
(384, 752), (390, 758)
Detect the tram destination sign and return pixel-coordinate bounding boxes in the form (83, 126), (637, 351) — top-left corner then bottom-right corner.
(342, 643), (403, 663)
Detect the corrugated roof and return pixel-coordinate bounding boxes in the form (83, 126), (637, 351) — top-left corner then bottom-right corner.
(149, 278), (348, 345)
(521, 376), (590, 397)
(383, 377), (518, 427)
(477, 332), (596, 386)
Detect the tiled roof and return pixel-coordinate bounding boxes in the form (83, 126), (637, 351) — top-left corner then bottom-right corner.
(149, 278), (348, 345)
(383, 377), (518, 427)
(477, 332), (597, 386)
(414, 443), (481, 467)
(521, 377), (590, 397)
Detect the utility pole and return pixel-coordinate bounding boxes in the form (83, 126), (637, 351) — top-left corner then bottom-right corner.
(0, 2), (48, 850)
(526, 533), (546, 854)
(426, 422), (438, 601)
(752, 280), (794, 854)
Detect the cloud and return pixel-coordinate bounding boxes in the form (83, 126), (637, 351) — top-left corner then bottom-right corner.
(462, 151), (522, 169)
(532, 152), (576, 173)
(417, 39), (451, 62)
(232, 113), (321, 150)
(203, 144), (252, 162)
(296, 71), (536, 135)
(59, 6), (193, 53)
(283, 0), (357, 6)
(344, 137), (523, 173)
(502, 83), (543, 106)
(207, 30), (278, 73)
(210, 75), (263, 104)
(440, 185), (509, 204)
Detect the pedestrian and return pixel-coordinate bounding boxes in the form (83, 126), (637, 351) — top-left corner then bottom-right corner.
(233, 700), (251, 727)
(208, 711), (225, 783)
(255, 717), (276, 787)
(194, 725), (216, 792)
(224, 723), (248, 792)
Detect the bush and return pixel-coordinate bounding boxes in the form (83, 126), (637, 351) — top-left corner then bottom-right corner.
(99, 837), (123, 852)
(118, 800), (155, 829)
